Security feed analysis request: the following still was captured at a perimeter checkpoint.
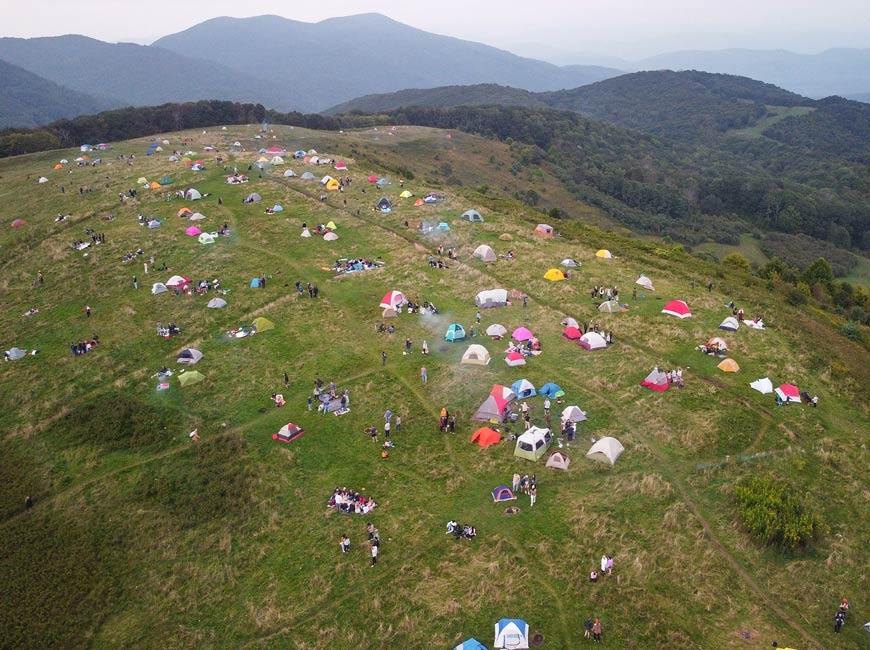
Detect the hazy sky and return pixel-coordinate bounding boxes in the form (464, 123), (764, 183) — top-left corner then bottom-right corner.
(5, 0), (870, 60)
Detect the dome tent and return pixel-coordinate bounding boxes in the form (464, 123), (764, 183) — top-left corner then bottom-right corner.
(586, 436), (624, 465)
(473, 244), (497, 262)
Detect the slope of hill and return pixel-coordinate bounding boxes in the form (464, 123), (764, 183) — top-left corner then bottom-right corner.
(152, 13), (622, 111)
(633, 47), (870, 99)
(0, 124), (867, 649)
(0, 35), (285, 111)
(0, 59), (112, 128)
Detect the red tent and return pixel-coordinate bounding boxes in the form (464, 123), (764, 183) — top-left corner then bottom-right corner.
(662, 300), (692, 318)
(471, 427), (501, 447)
(562, 326), (582, 340)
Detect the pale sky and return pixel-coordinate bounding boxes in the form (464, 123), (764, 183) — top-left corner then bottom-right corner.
(5, 0), (870, 61)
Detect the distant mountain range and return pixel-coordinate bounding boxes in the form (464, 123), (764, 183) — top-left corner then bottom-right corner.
(0, 13), (869, 128)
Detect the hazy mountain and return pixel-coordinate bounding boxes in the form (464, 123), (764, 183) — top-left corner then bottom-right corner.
(0, 58), (113, 128)
(325, 84), (548, 115)
(0, 35), (284, 111)
(631, 48), (870, 99)
(152, 13), (622, 112)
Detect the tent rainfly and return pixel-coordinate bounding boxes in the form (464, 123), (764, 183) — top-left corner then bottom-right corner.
(586, 436), (625, 465)
(661, 300), (692, 318)
(494, 618), (530, 649)
(546, 451), (571, 470)
(750, 377), (773, 394)
(461, 344), (491, 365)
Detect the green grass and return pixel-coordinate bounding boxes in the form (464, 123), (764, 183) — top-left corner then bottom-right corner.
(730, 105), (816, 139)
(692, 233), (769, 267)
(0, 124), (867, 649)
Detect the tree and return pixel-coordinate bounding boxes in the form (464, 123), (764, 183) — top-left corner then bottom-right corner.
(722, 252), (750, 271)
(802, 257), (834, 287)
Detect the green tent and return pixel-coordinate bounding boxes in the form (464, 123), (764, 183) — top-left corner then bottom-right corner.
(513, 426), (553, 461)
(178, 371), (205, 387)
(252, 317), (275, 332)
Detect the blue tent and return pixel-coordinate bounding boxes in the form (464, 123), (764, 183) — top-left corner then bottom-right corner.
(539, 382), (564, 399)
(455, 638), (488, 650)
(272, 204), (284, 212)
(511, 379), (537, 399)
(438, 222), (451, 231)
(494, 619), (529, 649)
(445, 323), (466, 342)
(491, 485), (516, 502)
(250, 277), (261, 288)
(146, 150), (154, 156)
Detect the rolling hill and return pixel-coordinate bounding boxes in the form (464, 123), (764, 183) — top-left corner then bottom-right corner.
(0, 123), (867, 649)
(0, 58), (112, 128)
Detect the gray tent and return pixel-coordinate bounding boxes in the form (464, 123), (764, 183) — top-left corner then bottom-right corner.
(245, 192), (261, 203)
(462, 209), (484, 223)
(5, 347), (27, 360)
(207, 297), (227, 309)
(177, 348), (203, 365)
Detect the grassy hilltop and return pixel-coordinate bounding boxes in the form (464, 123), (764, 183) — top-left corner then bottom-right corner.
(0, 124), (867, 649)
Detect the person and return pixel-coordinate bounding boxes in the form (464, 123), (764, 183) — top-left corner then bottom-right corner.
(307, 395), (313, 411)
(543, 398), (550, 416)
(529, 485), (537, 506)
(512, 473), (521, 492)
(133, 276), (138, 289)
(370, 541), (379, 567)
(592, 618), (602, 642)
(24, 495), (34, 511)
(421, 340), (429, 355)
(340, 534), (350, 553)
(606, 555), (613, 575)
(812, 395), (819, 408)
(283, 372), (289, 388)
(590, 570), (598, 583)
(446, 519), (457, 534)
(395, 415), (401, 434)
(834, 609), (845, 633)
(421, 366), (428, 383)
(447, 415), (456, 434)
(384, 420), (391, 438)
(601, 554), (608, 575)
(84, 305), (91, 317)
(584, 617), (593, 639)
(381, 350), (387, 366)
(476, 311), (481, 324)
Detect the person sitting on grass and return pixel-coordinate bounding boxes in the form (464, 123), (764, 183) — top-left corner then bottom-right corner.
(271, 393), (285, 407)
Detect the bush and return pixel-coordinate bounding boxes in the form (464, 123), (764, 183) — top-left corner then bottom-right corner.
(840, 321), (864, 341)
(732, 476), (828, 551)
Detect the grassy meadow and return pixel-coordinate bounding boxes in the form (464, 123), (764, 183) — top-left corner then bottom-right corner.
(0, 124), (867, 649)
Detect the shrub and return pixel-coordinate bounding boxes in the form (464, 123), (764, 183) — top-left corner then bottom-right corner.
(732, 476), (828, 551)
(840, 321), (863, 341)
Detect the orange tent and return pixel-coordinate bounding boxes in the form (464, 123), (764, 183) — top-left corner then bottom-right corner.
(177, 207), (193, 217)
(471, 427), (501, 447)
(717, 358), (740, 373)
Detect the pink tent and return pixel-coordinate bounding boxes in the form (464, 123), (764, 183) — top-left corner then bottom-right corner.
(379, 290), (406, 310)
(512, 327), (534, 341)
(185, 225), (202, 236)
(578, 332), (607, 350)
(775, 384), (801, 402)
(505, 351), (526, 367)
(368, 175), (379, 183)
(661, 300), (692, 318)
(562, 326), (582, 340)
(11, 219), (26, 227)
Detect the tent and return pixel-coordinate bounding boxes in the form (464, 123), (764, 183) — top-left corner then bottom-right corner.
(301, 228), (312, 238)
(185, 188), (202, 200)
(399, 190), (413, 198)
(438, 222), (450, 231)
(475, 289), (509, 308)
(560, 258), (579, 268)
(185, 225), (202, 236)
(641, 369), (669, 391)
(252, 317), (275, 332)
(511, 379), (536, 399)
(461, 344), (491, 365)
(494, 619), (529, 650)
(562, 326), (582, 340)
(334, 161), (347, 171)
(750, 377), (773, 394)
(177, 348), (203, 365)
(274, 423), (305, 443)
(486, 323), (508, 338)
(147, 219), (163, 229)
(455, 638), (488, 650)
(512, 327), (533, 342)
(300, 172), (316, 180)
(189, 212), (206, 221)
(445, 323), (466, 342)
(539, 382), (564, 399)
(377, 197), (393, 212)
(471, 427), (501, 447)
(561, 405), (588, 423)
(380, 290), (406, 310)
(137, 177), (148, 184)
(271, 205), (284, 212)
(473, 244), (497, 263)
(324, 178), (340, 190)
(462, 209), (484, 223)
(37, 176), (48, 183)
(661, 300), (692, 318)
(207, 297), (227, 309)
(598, 300), (622, 313)
(270, 156), (284, 164)
(490, 384), (517, 401)
(245, 192), (262, 203)
(595, 249), (613, 259)
(586, 436), (625, 465)
(151, 282), (168, 295)
(534, 223), (554, 237)
(150, 181), (161, 189)
(491, 486), (516, 503)
(717, 359), (740, 372)
(775, 384), (801, 403)
(11, 219), (26, 228)
(325, 220), (337, 230)
(323, 232), (339, 241)
(177, 207), (193, 218)
(166, 275), (190, 288)
(474, 394), (513, 422)
(367, 175), (379, 182)
(707, 336), (729, 351)
(719, 316), (740, 332)
(635, 274), (655, 291)
(178, 370), (205, 387)
(283, 169), (297, 177)
(382, 308), (399, 318)
(514, 427), (552, 461)
(744, 319), (765, 330)
(544, 268), (566, 281)
(546, 451), (571, 470)
(579, 332), (607, 351)
(505, 351), (526, 367)
(5, 347), (27, 361)
(198, 233), (215, 244)
(561, 316), (579, 329)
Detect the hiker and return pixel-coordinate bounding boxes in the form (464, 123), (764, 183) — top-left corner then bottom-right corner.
(132, 276), (138, 289)
(339, 534), (350, 554)
(421, 366), (427, 383)
(370, 540), (379, 566)
(592, 618), (602, 642)
(529, 485), (537, 506)
(584, 617), (594, 639)
(512, 473), (521, 492)
(381, 351), (387, 365)
(84, 305), (91, 318)
(24, 495), (33, 511)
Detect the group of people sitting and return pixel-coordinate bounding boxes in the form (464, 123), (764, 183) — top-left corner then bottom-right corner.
(402, 299), (439, 315)
(665, 368), (685, 388)
(270, 393), (286, 407)
(445, 520), (477, 539)
(427, 256), (450, 269)
(156, 321), (181, 338)
(192, 278), (222, 295)
(328, 487), (378, 515)
(696, 342), (726, 355)
(121, 248), (146, 264)
(506, 339), (542, 356)
(333, 257), (380, 274)
(71, 336), (99, 356)
(376, 322), (396, 334)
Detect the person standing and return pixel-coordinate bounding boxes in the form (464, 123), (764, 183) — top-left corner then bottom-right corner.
(529, 485), (537, 507)
(24, 495), (34, 511)
(592, 618), (602, 642)
(84, 305), (91, 318)
(476, 311), (481, 324)
(384, 420), (391, 439)
(133, 276), (138, 289)
(543, 398), (550, 416)
(421, 366), (428, 383)
(512, 472), (521, 492)
(339, 534), (350, 554)
(283, 372), (290, 388)
(370, 541), (379, 567)
(381, 350), (387, 366)
(583, 617), (593, 639)
(395, 415), (401, 434)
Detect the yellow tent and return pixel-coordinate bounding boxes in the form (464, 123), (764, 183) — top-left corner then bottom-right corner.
(325, 178), (340, 190)
(325, 221), (337, 230)
(252, 317), (275, 332)
(544, 268), (566, 281)
(717, 358), (740, 373)
(596, 249), (613, 259)
(400, 190), (413, 198)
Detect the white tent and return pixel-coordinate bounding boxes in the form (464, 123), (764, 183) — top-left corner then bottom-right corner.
(494, 619), (530, 649)
(719, 316), (740, 332)
(560, 258), (579, 268)
(750, 377), (774, 394)
(462, 209), (484, 223)
(475, 288), (509, 308)
(198, 233), (215, 244)
(283, 169), (297, 177)
(185, 188), (202, 200)
(461, 344), (491, 365)
(586, 436), (624, 465)
(323, 231), (339, 241)
(560, 316), (579, 329)
(635, 274), (655, 291)
(207, 297), (227, 309)
(598, 300), (621, 313)
(301, 228), (312, 238)
(177, 348), (203, 365)
(189, 212), (206, 221)
(485, 323), (508, 337)
(561, 405), (588, 423)
(151, 282), (168, 295)
(545, 451), (571, 470)
(579, 332), (607, 350)
(271, 156), (285, 164)
(473, 244), (497, 262)
(514, 427), (553, 461)
(166, 275), (188, 288)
